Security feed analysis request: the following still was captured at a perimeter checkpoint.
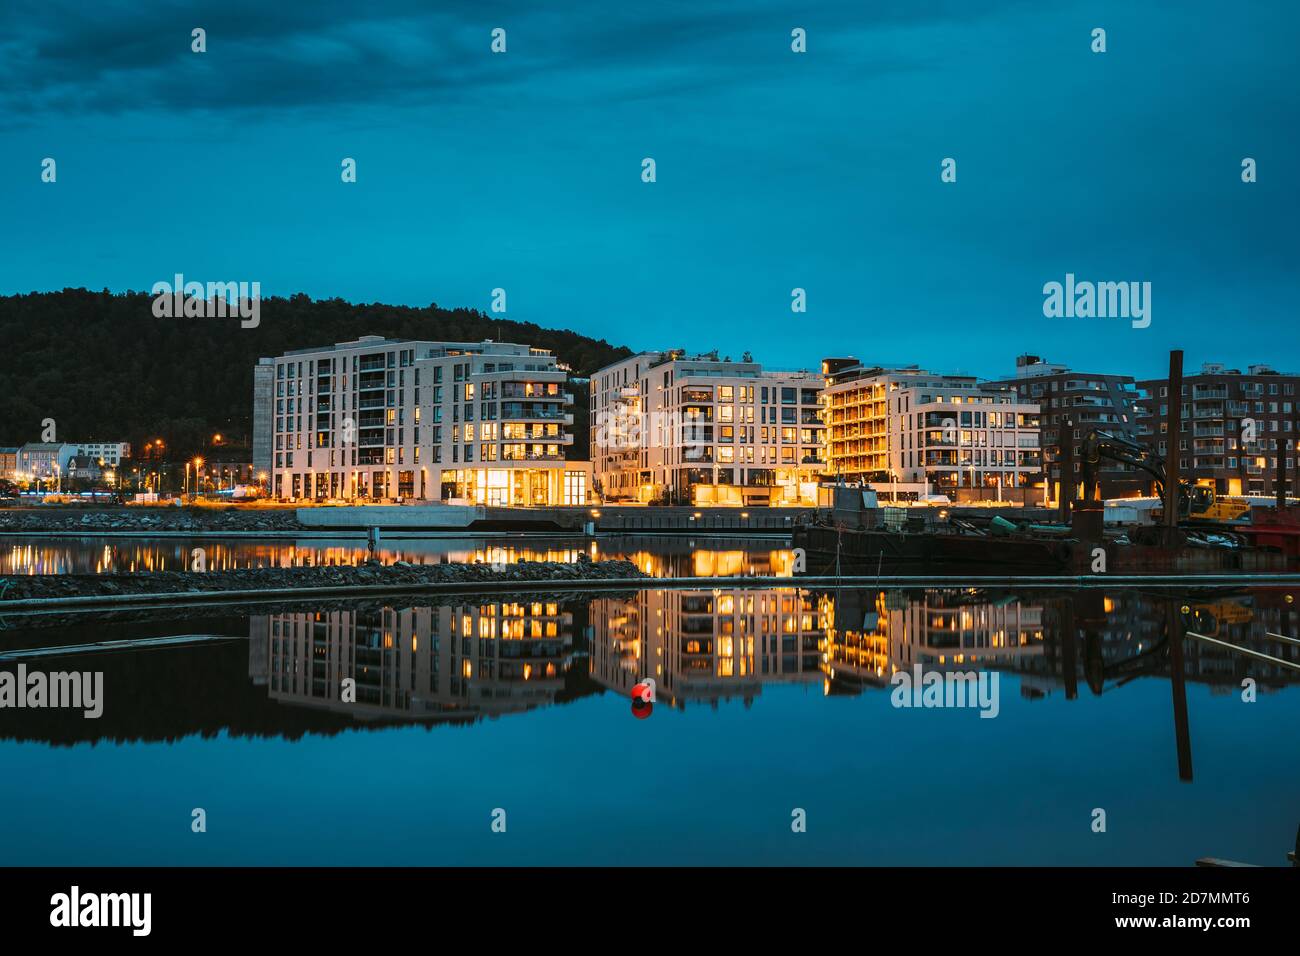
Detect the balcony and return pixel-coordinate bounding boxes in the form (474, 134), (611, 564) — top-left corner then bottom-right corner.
(501, 452), (566, 462)
(501, 404), (568, 422)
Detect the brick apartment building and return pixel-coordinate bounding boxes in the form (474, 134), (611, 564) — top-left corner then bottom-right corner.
(1002, 354), (1145, 499)
(1135, 362), (1299, 497)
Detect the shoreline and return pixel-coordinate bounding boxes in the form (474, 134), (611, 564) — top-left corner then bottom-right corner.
(0, 528), (790, 540)
(0, 557), (648, 606)
(3, 570), (1299, 617)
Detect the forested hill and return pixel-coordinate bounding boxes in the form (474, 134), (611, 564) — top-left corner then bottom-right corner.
(0, 289), (631, 456)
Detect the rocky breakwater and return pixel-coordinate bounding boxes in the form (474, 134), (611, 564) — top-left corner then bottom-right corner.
(0, 554), (649, 603)
(0, 507), (305, 533)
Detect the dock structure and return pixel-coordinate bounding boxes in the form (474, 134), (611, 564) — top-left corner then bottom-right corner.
(295, 503), (815, 533)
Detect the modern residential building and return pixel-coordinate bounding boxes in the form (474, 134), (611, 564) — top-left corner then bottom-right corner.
(0, 447), (17, 480)
(589, 350), (826, 504)
(258, 336), (587, 505)
(252, 357), (275, 479)
(1135, 362), (1300, 497)
(16, 442), (78, 481)
(74, 441), (131, 466)
(822, 360), (1042, 498)
(1001, 353), (1143, 499)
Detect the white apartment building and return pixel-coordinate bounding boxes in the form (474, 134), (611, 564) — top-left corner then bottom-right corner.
(261, 336), (588, 506)
(16, 442), (78, 480)
(590, 351), (826, 504)
(75, 441), (131, 466)
(822, 360), (1042, 494)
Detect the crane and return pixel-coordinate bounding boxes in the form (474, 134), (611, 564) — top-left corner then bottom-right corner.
(1079, 428), (1215, 519)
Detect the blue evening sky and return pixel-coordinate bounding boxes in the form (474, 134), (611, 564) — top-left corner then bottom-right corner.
(2, 0), (1295, 379)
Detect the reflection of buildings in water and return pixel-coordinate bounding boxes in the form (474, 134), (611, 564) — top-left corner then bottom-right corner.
(0, 539), (592, 576)
(0, 535), (793, 579)
(821, 589), (1300, 698)
(251, 601), (574, 721)
(589, 588), (825, 705)
(821, 589), (1045, 692)
(1026, 591), (1300, 695)
(591, 537), (795, 579)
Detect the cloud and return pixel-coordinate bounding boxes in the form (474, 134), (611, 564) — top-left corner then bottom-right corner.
(0, 0), (1030, 122)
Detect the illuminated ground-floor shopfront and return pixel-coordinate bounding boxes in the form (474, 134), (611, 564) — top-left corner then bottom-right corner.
(274, 464), (589, 506)
(598, 464), (824, 506)
(684, 465), (824, 507)
(445, 466), (588, 507)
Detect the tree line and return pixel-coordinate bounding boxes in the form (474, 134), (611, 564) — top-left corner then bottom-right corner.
(0, 289), (628, 459)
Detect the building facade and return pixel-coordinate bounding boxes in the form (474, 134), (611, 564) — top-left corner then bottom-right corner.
(259, 336), (587, 505)
(64, 456), (105, 483)
(1002, 353), (1142, 499)
(590, 351), (825, 504)
(1135, 362), (1299, 497)
(0, 447), (17, 481)
(16, 443), (78, 481)
(74, 441), (131, 466)
(252, 357), (275, 480)
(822, 361), (1042, 495)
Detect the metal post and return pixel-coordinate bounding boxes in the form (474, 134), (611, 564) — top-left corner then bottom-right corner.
(1060, 595), (1078, 700)
(1164, 350), (1184, 530)
(1277, 434), (1288, 510)
(1058, 416), (1074, 524)
(1168, 600), (1193, 782)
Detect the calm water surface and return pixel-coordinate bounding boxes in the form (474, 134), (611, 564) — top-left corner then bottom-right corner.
(2, 583), (1297, 866)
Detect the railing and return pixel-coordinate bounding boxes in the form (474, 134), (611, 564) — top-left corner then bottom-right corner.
(501, 407), (568, 421)
(501, 452), (566, 462)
